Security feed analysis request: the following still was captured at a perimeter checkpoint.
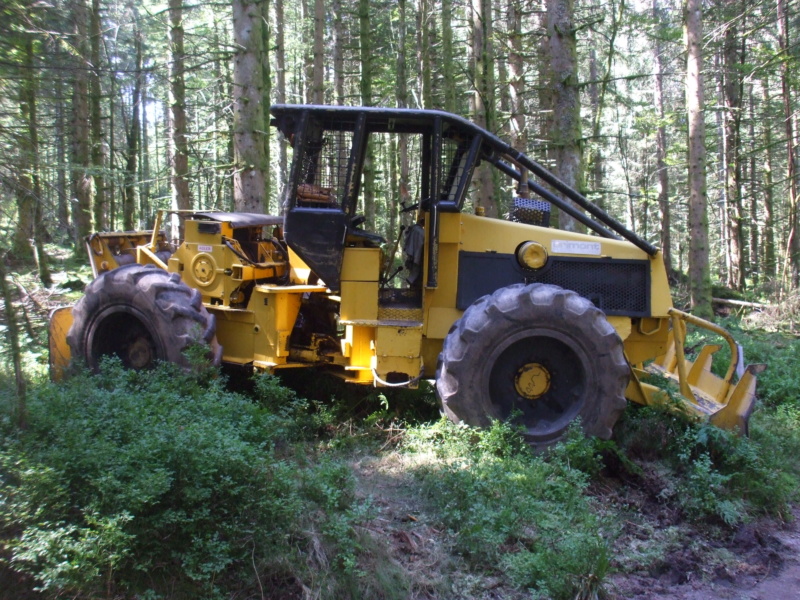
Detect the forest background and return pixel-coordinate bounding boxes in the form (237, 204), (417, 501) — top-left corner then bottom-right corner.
(3, 0), (800, 310)
(4, 1), (800, 599)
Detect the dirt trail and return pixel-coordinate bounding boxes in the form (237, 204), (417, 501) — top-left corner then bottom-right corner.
(609, 508), (800, 600)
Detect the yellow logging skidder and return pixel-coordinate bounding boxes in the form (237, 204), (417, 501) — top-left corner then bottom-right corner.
(50, 105), (763, 446)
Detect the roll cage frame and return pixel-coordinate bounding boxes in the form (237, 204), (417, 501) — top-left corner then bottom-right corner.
(269, 104), (657, 293)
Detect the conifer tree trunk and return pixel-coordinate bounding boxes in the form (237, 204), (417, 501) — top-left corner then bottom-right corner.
(653, 0), (672, 278)
(90, 0), (106, 231)
(71, 0), (93, 253)
(359, 0), (375, 227)
(14, 38), (36, 261)
(748, 85), (759, 284)
(332, 0), (344, 105)
(210, 16), (228, 210)
(262, 0), (272, 212)
(123, 28), (142, 230)
(762, 79), (777, 279)
(777, 0), (799, 287)
(232, 0), (266, 213)
(55, 70), (70, 232)
(311, 0), (324, 104)
(109, 74), (116, 229)
(471, 0), (497, 217)
(20, 39), (52, 286)
(0, 255), (26, 429)
(275, 0), (287, 210)
(441, 0), (456, 113)
(300, 0), (311, 102)
(13, 146), (34, 261)
(722, 5), (745, 290)
(396, 0), (412, 224)
(140, 74), (151, 222)
(545, 0), (585, 232)
(685, 0), (712, 317)
(588, 50), (603, 209)
(588, 0), (623, 211)
(417, 0), (433, 108)
(507, 0), (527, 154)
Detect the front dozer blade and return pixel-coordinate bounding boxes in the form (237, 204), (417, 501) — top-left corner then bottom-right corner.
(628, 308), (765, 435)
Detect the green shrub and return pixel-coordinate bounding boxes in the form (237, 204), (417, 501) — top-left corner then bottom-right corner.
(0, 360), (369, 599)
(616, 402), (799, 524)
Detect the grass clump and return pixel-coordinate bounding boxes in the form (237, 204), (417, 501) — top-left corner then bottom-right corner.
(404, 418), (613, 600)
(0, 359), (377, 599)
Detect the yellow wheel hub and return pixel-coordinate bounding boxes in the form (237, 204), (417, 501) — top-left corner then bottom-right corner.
(127, 337), (153, 369)
(515, 363), (551, 400)
(191, 254), (216, 286)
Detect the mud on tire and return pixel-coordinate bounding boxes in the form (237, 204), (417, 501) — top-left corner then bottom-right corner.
(67, 264), (222, 371)
(436, 283), (629, 446)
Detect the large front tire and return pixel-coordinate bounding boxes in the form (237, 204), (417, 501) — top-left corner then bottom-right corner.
(436, 283), (629, 446)
(67, 264), (222, 371)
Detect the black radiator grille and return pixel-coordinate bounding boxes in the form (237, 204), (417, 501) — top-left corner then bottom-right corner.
(456, 252), (650, 317)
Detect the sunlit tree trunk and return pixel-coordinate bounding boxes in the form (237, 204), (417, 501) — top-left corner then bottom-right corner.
(685, 0), (712, 317)
(232, 0), (266, 212)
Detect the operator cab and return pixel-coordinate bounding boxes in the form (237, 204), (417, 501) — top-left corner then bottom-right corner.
(271, 106), (493, 294)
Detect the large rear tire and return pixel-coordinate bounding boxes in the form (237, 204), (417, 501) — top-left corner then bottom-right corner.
(67, 264), (221, 371)
(436, 283), (628, 446)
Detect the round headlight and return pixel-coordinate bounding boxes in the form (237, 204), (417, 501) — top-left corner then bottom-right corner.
(516, 241), (548, 270)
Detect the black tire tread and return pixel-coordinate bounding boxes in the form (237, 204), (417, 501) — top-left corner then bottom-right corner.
(437, 283), (628, 445)
(67, 264), (221, 370)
